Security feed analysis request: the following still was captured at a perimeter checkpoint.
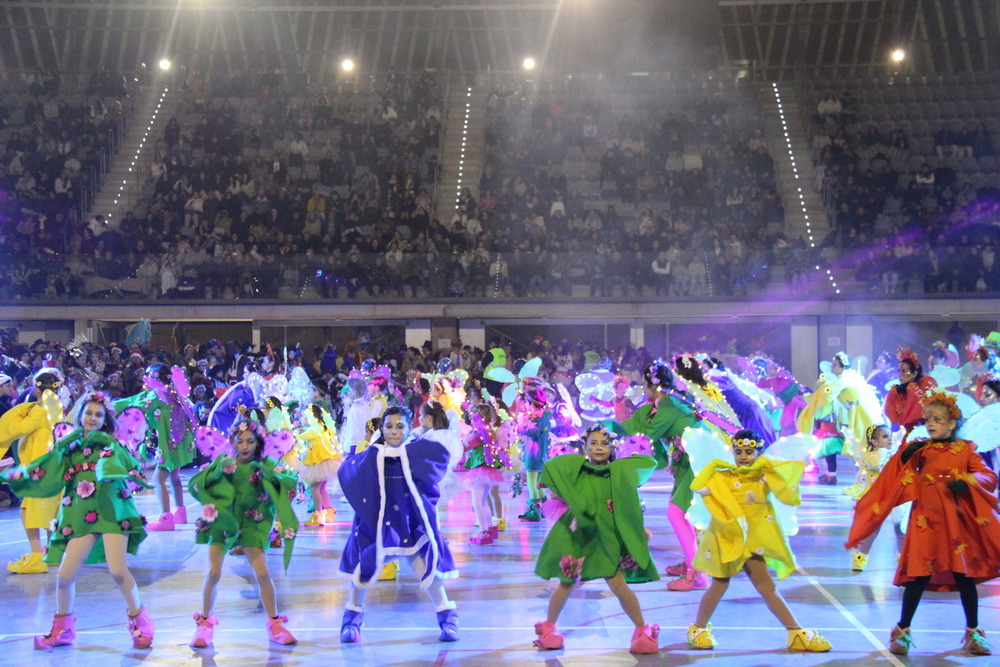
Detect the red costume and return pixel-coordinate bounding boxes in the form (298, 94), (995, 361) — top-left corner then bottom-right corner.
(883, 376), (938, 434)
(847, 438), (1000, 592)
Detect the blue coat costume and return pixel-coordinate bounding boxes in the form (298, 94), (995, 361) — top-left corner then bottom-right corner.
(338, 436), (456, 589)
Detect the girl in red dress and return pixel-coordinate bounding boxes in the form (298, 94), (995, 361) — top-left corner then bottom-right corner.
(847, 392), (1000, 657)
(883, 347), (937, 436)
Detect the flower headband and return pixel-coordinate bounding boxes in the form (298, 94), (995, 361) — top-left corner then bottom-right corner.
(230, 419), (266, 440)
(865, 423), (888, 442)
(732, 437), (764, 449)
(583, 424), (618, 445)
(897, 346), (920, 370)
(921, 391), (962, 421)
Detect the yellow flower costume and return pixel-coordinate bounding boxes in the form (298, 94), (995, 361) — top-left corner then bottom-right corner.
(691, 456), (804, 580)
(0, 389), (65, 529)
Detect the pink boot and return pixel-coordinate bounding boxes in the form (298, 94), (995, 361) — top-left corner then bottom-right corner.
(146, 512), (175, 531)
(667, 569), (708, 591)
(34, 613), (76, 650)
(533, 621), (564, 650)
(488, 525), (499, 541)
(190, 613), (218, 648)
(127, 607), (154, 649)
(266, 615), (297, 645)
(172, 505), (188, 524)
(468, 530), (495, 545)
(630, 624), (660, 654)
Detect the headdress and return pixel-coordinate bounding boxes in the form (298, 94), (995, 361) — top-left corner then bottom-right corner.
(832, 351), (851, 368)
(583, 423), (619, 445)
(896, 346), (921, 371)
(33, 368), (63, 390)
(921, 391), (962, 421)
(732, 435), (765, 449)
(865, 423), (888, 443)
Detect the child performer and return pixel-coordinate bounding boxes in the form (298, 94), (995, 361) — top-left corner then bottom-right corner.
(513, 377), (553, 522)
(463, 403), (510, 545)
(0, 370), (65, 573)
(3, 392), (154, 649)
(533, 425), (660, 654)
(844, 424), (903, 572)
(415, 400), (466, 508)
(338, 407), (459, 644)
(297, 404), (343, 527)
(188, 419), (300, 648)
(686, 429), (832, 653)
(847, 393), (1000, 656)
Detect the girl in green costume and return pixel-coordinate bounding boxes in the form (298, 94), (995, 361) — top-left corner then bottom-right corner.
(4, 392), (155, 650)
(532, 425), (660, 654)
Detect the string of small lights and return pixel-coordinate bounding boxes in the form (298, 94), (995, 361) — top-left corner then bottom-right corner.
(771, 83), (840, 295)
(109, 86), (169, 222)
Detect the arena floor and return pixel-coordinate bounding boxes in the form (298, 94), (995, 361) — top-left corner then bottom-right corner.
(1, 459), (995, 666)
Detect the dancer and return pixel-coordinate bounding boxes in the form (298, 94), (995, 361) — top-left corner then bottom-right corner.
(3, 392), (154, 650)
(532, 425), (660, 654)
(512, 377), (553, 522)
(0, 369), (65, 573)
(188, 419), (300, 647)
(847, 392), (1000, 656)
(338, 406), (459, 644)
(117, 364), (197, 531)
(844, 424), (904, 572)
(884, 348), (938, 436)
(686, 429), (832, 653)
(297, 404), (343, 527)
(463, 403), (511, 545)
(619, 360), (705, 591)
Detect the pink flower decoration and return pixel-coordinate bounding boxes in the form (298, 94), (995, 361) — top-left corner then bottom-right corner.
(63, 472), (73, 481)
(606, 499), (614, 513)
(119, 520), (131, 530)
(619, 555), (637, 570)
(100, 448), (114, 458)
(62, 496), (72, 506)
(82, 448), (92, 457)
(84, 511), (98, 523)
(569, 518), (578, 532)
(201, 504), (219, 522)
(61, 526), (73, 536)
(75, 480), (96, 499)
(283, 527), (296, 540)
(29, 468), (46, 480)
(559, 554), (586, 581)
(222, 463), (237, 475)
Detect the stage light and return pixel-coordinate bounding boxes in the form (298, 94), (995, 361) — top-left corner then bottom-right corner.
(158, 58), (172, 71)
(341, 58), (355, 72)
(891, 49), (906, 63)
(522, 57), (536, 71)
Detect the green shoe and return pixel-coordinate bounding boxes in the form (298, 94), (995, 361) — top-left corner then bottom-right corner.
(519, 502), (542, 522)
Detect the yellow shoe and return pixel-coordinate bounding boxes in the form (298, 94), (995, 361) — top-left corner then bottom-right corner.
(304, 511), (327, 527)
(378, 561), (399, 581)
(851, 552), (868, 572)
(687, 623), (717, 649)
(324, 507), (336, 523)
(6, 554), (29, 572)
(8, 551), (48, 574)
(495, 517), (507, 532)
(787, 628), (832, 652)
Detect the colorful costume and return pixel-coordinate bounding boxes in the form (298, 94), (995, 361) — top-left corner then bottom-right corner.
(462, 412), (512, 487)
(338, 435), (456, 588)
(115, 384), (196, 471)
(293, 407), (342, 485)
(848, 438), (1000, 591)
(3, 428), (150, 564)
(884, 376), (938, 434)
(619, 396), (701, 508)
(535, 454), (659, 584)
(189, 454), (299, 571)
(690, 456), (804, 580)
(0, 389), (65, 530)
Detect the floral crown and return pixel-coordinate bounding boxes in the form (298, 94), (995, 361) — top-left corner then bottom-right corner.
(896, 346), (920, 370)
(921, 391), (962, 421)
(732, 436), (764, 449)
(583, 424), (619, 445)
(230, 418), (266, 441)
(865, 423), (888, 442)
(645, 358), (670, 387)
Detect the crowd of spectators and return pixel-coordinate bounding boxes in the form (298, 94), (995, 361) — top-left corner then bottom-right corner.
(809, 86), (1000, 294)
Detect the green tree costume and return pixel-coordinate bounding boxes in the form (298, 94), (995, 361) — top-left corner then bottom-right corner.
(2, 428), (151, 565)
(115, 390), (196, 471)
(535, 454), (659, 584)
(188, 455), (300, 571)
(619, 397), (701, 509)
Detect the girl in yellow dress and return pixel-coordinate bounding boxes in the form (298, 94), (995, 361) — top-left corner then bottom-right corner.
(685, 429), (832, 653)
(296, 404), (343, 527)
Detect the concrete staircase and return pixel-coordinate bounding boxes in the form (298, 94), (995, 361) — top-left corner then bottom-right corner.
(88, 83), (176, 224)
(761, 83), (831, 247)
(433, 84), (487, 224)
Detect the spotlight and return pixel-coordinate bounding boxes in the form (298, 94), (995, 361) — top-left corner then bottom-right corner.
(341, 58), (355, 72)
(158, 58), (172, 71)
(522, 56), (536, 71)
(891, 49), (906, 63)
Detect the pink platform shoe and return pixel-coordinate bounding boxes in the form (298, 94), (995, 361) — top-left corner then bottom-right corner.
(468, 529), (495, 545)
(665, 560), (688, 577)
(630, 624), (660, 654)
(266, 615), (297, 645)
(172, 505), (188, 524)
(34, 614), (76, 650)
(190, 613), (217, 648)
(667, 569), (708, 591)
(146, 512), (175, 531)
(533, 621), (564, 650)
(127, 606), (154, 649)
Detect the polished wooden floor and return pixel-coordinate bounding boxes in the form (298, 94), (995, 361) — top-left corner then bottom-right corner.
(1, 459), (996, 666)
